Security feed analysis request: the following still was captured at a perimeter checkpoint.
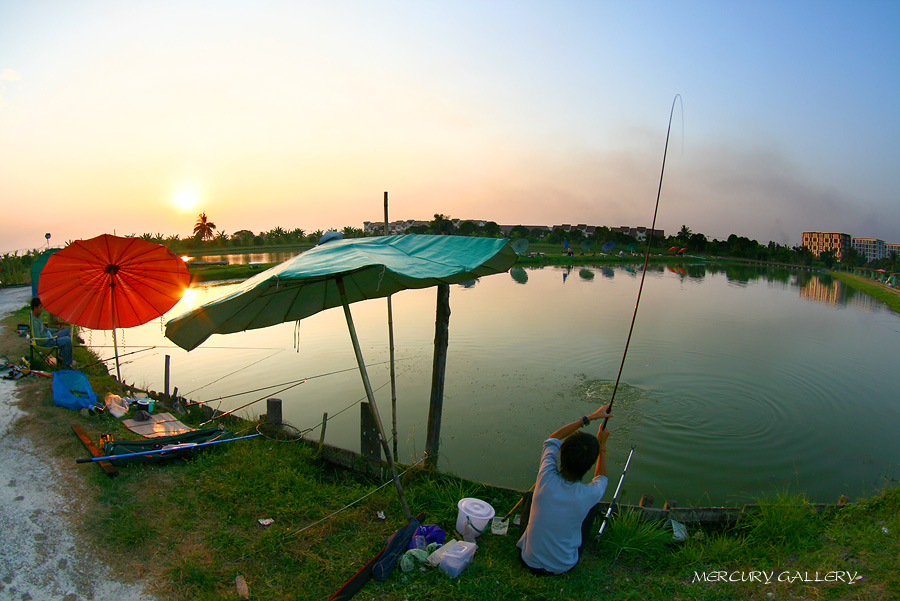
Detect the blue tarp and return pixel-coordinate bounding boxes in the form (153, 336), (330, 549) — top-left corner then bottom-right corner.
(52, 370), (98, 411)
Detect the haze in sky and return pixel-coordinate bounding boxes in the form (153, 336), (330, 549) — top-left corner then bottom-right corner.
(2, 1), (898, 254)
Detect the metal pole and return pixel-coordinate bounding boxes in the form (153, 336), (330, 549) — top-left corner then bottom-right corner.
(336, 276), (413, 521)
(110, 279), (124, 397)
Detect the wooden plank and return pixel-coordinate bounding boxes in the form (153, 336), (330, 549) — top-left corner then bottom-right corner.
(71, 424), (118, 478)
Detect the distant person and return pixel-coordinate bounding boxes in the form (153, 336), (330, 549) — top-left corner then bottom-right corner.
(517, 404), (612, 575)
(30, 297), (74, 368)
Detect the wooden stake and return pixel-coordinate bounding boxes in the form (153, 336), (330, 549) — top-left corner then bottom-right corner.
(425, 284), (450, 469)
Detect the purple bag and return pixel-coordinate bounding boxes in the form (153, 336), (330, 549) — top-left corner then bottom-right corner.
(407, 524), (446, 550)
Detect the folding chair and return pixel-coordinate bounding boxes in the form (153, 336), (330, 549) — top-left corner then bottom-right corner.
(29, 319), (61, 368)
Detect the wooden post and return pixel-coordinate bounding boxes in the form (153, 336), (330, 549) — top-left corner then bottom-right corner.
(318, 412), (328, 452)
(425, 283), (450, 469)
(266, 398), (283, 425)
(360, 402), (382, 461)
(164, 354), (171, 399)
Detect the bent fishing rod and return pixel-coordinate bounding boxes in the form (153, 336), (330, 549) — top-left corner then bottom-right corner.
(603, 94), (682, 426)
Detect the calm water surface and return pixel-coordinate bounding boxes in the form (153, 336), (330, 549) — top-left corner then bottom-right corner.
(86, 264), (900, 506)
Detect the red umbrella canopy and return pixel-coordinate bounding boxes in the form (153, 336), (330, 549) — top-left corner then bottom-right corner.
(38, 234), (191, 330)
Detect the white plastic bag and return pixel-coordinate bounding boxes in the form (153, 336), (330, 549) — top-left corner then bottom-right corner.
(104, 392), (128, 418)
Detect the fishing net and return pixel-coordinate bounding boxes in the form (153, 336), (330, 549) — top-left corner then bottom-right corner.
(255, 420), (305, 442)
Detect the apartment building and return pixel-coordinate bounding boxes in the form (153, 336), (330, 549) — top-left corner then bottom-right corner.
(852, 238), (888, 262)
(802, 231), (852, 261)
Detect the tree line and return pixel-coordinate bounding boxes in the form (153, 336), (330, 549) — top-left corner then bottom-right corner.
(2, 215), (897, 287)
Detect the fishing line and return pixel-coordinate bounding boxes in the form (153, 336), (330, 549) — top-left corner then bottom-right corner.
(189, 358), (409, 405)
(181, 348), (286, 396)
(81, 345), (157, 368)
(226, 454), (430, 564)
(200, 379), (310, 426)
(604, 94), (682, 422)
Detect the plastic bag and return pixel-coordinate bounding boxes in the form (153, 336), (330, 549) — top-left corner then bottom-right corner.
(105, 392), (129, 418)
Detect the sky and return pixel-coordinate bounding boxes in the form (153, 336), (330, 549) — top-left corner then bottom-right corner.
(2, 0), (899, 254)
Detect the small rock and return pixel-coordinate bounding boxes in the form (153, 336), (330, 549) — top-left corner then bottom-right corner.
(235, 575), (250, 599)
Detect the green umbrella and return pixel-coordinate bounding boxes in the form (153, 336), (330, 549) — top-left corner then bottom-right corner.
(165, 234), (516, 519)
(30, 248), (61, 298)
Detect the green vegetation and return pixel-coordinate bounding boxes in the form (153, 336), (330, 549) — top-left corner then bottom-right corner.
(832, 271), (900, 314)
(3, 304), (899, 601)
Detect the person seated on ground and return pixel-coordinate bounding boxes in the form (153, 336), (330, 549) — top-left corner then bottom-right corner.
(30, 297), (75, 368)
(517, 404), (612, 575)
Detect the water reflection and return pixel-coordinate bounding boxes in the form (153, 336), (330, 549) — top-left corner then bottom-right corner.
(87, 263), (900, 506)
(193, 251), (301, 265)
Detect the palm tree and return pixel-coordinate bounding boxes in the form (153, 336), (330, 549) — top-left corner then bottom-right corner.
(193, 213), (217, 241)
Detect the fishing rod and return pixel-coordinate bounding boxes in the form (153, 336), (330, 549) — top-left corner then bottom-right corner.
(75, 422), (306, 464)
(200, 378), (308, 426)
(81, 346), (157, 369)
(597, 445), (635, 537)
(75, 433), (262, 463)
(603, 94), (682, 425)
(192, 358), (412, 425)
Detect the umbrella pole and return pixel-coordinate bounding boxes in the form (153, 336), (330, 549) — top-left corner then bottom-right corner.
(336, 277), (413, 522)
(110, 281), (124, 397)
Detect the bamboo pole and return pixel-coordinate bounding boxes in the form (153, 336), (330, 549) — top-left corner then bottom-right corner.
(336, 276), (413, 521)
(384, 191), (399, 459)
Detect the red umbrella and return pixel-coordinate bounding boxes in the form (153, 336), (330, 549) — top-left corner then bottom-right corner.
(38, 234), (190, 391)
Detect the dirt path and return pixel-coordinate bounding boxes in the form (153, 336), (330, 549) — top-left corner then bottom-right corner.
(0, 287), (156, 601)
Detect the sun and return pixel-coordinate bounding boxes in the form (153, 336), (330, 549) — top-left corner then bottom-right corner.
(172, 189), (200, 212)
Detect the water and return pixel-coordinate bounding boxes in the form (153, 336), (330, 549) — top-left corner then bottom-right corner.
(191, 251), (301, 265)
(84, 264), (900, 506)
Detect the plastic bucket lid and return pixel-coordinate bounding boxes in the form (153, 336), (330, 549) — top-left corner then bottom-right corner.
(456, 498), (495, 537)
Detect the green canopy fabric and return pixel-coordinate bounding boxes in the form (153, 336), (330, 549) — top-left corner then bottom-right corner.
(165, 234), (516, 351)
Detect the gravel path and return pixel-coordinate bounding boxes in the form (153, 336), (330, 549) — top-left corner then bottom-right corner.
(0, 286), (156, 601)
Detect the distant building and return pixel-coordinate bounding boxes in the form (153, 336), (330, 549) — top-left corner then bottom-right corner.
(802, 231), (851, 261)
(611, 226), (665, 241)
(362, 220), (428, 234)
(364, 218), (665, 240)
(886, 243), (900, 258)
(852, 237), (888, 262)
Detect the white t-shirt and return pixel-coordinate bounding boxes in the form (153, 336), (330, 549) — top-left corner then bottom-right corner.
(516, 438), (608, 574)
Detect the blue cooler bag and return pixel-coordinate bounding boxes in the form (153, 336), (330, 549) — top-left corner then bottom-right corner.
(52, 370), (98, 411)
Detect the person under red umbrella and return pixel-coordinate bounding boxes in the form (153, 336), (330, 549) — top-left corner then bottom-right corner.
(30, 297), (74, 368)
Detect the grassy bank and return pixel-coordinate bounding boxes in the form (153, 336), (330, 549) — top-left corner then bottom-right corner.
(3, 302), (900, 600)
(832, 271), (900, 314)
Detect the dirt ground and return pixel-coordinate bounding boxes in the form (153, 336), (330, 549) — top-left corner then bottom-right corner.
(0, 286), (156, 601)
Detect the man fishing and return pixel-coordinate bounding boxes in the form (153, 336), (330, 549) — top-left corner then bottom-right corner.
(30, 297), (75, 369)
(517, 404), (613, 575)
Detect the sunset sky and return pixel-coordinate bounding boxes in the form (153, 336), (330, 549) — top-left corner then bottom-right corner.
(2, 1), (898, 254)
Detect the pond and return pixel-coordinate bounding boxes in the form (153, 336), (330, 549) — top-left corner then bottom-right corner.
(84, 263), (900, 507)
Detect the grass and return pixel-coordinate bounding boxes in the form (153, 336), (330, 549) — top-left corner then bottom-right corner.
(832, 271), (900, 313)
(3, 296), (900, 600)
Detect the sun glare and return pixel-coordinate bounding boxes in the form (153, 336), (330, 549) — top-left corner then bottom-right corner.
(172, 189), (200, 212)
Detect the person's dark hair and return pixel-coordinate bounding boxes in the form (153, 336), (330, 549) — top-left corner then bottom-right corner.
(31, 297), (42, 311)
(559, 432), (600, 482)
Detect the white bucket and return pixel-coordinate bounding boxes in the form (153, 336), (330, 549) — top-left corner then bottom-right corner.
(456, 498), (495, 538)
